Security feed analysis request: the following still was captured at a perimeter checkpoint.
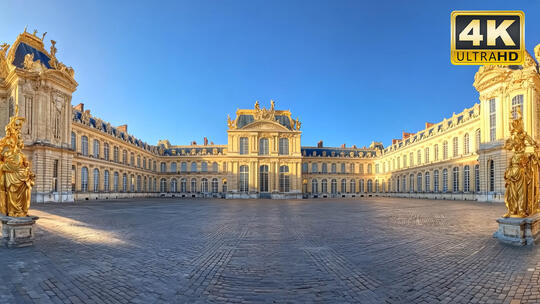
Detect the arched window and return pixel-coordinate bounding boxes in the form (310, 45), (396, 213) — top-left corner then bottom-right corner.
(464, 133), (470, 154)
(341, 179), (346, 193)
(375, 180), (379, 192)
(71, 132), (76, 150)
(425, 172), (430, 192)
(360, 179), (365, 193)
(153, 178), (157, 192)
(103, 143), (109, 161)
(322, 163), (328, 173)
(442, 169), (448, 192)
(180, 178), (187, 192)
(93, 168), (100, 192)
(279, 138), (289, 155)
(212, 162), (218, 173)
(350, 179), (356, 193)
(160, 162), (166, 172)
(170, 178), (177, 192)
(122, 174), (127, 192)
(367, 179), (373, 192)
(311, 179), (318, 193)
(401, 176), (406, 192)
(464, 165), (470, 192)
(433, 170), (439, 192)
(489, 98), (496, 141)
(453, 167), (459, 192)
(409, 174), (414, 192)
(443, 141), (448, 160)
(212, 178), (218, 193)
(113, 172), (119, 192)
(475, 164), (480, 192)
(330, 179), (337, 194)
(511, 94), (524, 119)
(191, 162), (197, 172)
(104, 170), (110, 192)
(259, 165), (269, 192)
(475, 129), (481, 152)
(170, 162), (177, 173)
(312, 163), (318, 173)
(191, 178), (197, 192)
(259, 138), (269, 155)
(144, 177), (147, 192)
(239, 137), (248, 155)
(279, 166), (290, 192)
(489, 160), (495, 192)
(81, 167), (88, 192)
(81, 136), (88, 156)
(452, 137), (458, 157)
(201, 162), (208, 172)
(321, 179), (328, 193)
(114, 146), (119, 162)
(239, 165), (249, 192)
(201, 178), (209, 193)
(331, 163), (337, 173)
(222, 179), (228, 193)
(417, 173), (422, 192)
(181, 162), (187, 172)
(137, 175), (141, 192)
(160, 178), (167, 192)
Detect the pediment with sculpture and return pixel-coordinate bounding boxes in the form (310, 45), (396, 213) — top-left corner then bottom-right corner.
(227, 100), (301, 131)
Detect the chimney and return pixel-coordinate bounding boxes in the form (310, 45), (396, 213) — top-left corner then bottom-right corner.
(117, 124), (128, 133)
(317, 140), (323, 148)
(425, 122), (434, 129)
(352, 145), (357, 149)
(74, 103), (84, 112)
(402, 132), (413, 140)
(210, 141), (214, 145)
(191, 141), (197, 145)
(340, 143), (346, 148)
(204, 137), (208, 145)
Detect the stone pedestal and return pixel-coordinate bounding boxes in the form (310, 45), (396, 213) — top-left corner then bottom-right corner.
(493, 214), (540, 246)
(0, 215), (39, 248)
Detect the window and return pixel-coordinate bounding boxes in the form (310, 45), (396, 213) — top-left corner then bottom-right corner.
(489, 98), (496, 141)
(417, 173), (422, 192)
(104, 143), (109, 161)
(475, 165), (480, 192)
(341, 179), (346, 193)
(452, 137), (458, 157)
(463, 134), (470, 155)
(239, 137), (248, 155)
(160, 178), (167, 192)
(279, 166), (290, 192)
(212, 162), (218, 173)
(400, 176), (405, 192)
(239, 165), (249, 192)
(375, 164), (380, 174)
(259, 138), (269, 155)
(402, 155), (406, 168)
(130, 175), (135, 192)
(464, 165), (470, 192)
(331, 163), (337, 173)
(322, 163), (328, 173)
(143, 177), (147, 192)
(279, 138), (289, 155)
(489, 160), (495, 191)
(81, 167), (88, 192)
(104, 170), (109, 192)
(201, 178), (209, 193)
(201, 162), (208, 172)
(212, 178), (218, 193)
(114, 146), (119, 162)
(417, 150), (421, 165)
(434, 144), (439, 161)
(331, 179), (337, 194)
(143, 158), (146, 169)
(350, 164), (355, 174)
(475, 129), (481, 152)
(312, 163), (318, 173)
(511, 94), (524, 119)
(130, 153), (134, 166)
(453, 167), (459, 192)
(442, 169), (448, 192)
(260, 165), (269, 192)
(191, 162), (197, 172)
(180, 178), (187, 192)
(350, 179), (356, 193)
(137, 156), (140, 168)
(302, 163), (308, 173)
(367, 164), (372, 174)
(160, 162), (166, 172)
(123, 150), (127, 164)
(222, 180), (227, 193)
(93, 168), (99, 192)
(81, 136), (88, 156)
(443, 141), (448, 160)
(321, 179), (328, 193)
(367, 179), (373, 192)
(433, 170), (439, 192)
(137, 176), (141, 192)
(122, 174), (127, 192)
(425, 147), (430, 163)
(170, 162), (177, 173)
(71, 132), (76, 150)
(359, 164), (364, 174)
(341, 163), (346, 173)
(360, 179), (365, 193)
(113, 172), (119, 192)
(181, 162), (187, 172)
(52, 160), (58, 192)
(191, 178), (197, 192)
(375, 180), (379, 192)
(311, 179), (318, 193)
(425, 172), (430, 192)
(409, 174), (414, 192)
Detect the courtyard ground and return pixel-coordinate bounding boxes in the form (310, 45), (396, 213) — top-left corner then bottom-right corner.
(0, 197), (538, 304)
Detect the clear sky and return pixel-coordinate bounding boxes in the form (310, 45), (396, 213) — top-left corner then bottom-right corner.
(1, 1), (539, 148)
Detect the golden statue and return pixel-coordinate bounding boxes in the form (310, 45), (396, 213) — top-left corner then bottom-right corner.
(503, 108), (540, 218)
(0, 106), (35, 217)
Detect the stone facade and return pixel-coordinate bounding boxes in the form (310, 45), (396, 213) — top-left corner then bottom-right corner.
(1, 31), (540, 202)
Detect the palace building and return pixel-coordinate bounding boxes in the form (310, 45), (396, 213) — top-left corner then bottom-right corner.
(1, 31), (540, 203)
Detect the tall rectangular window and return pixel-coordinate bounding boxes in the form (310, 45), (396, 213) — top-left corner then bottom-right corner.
(425, 147), (430, 163)
(279, 138), (289, 155)
(489, 98), (496, 141)
(259, 138), (269, 155)
(239, 137), (248, 155)
(511, 94), (524, 119)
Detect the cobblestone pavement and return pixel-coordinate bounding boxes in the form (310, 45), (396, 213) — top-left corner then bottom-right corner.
(0, 198), (539, 304)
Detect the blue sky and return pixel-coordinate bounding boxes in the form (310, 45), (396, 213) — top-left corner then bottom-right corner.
(1, 1), (539, 148)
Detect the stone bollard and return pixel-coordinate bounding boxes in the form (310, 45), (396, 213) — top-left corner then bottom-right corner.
(0, 215), (39, 248)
